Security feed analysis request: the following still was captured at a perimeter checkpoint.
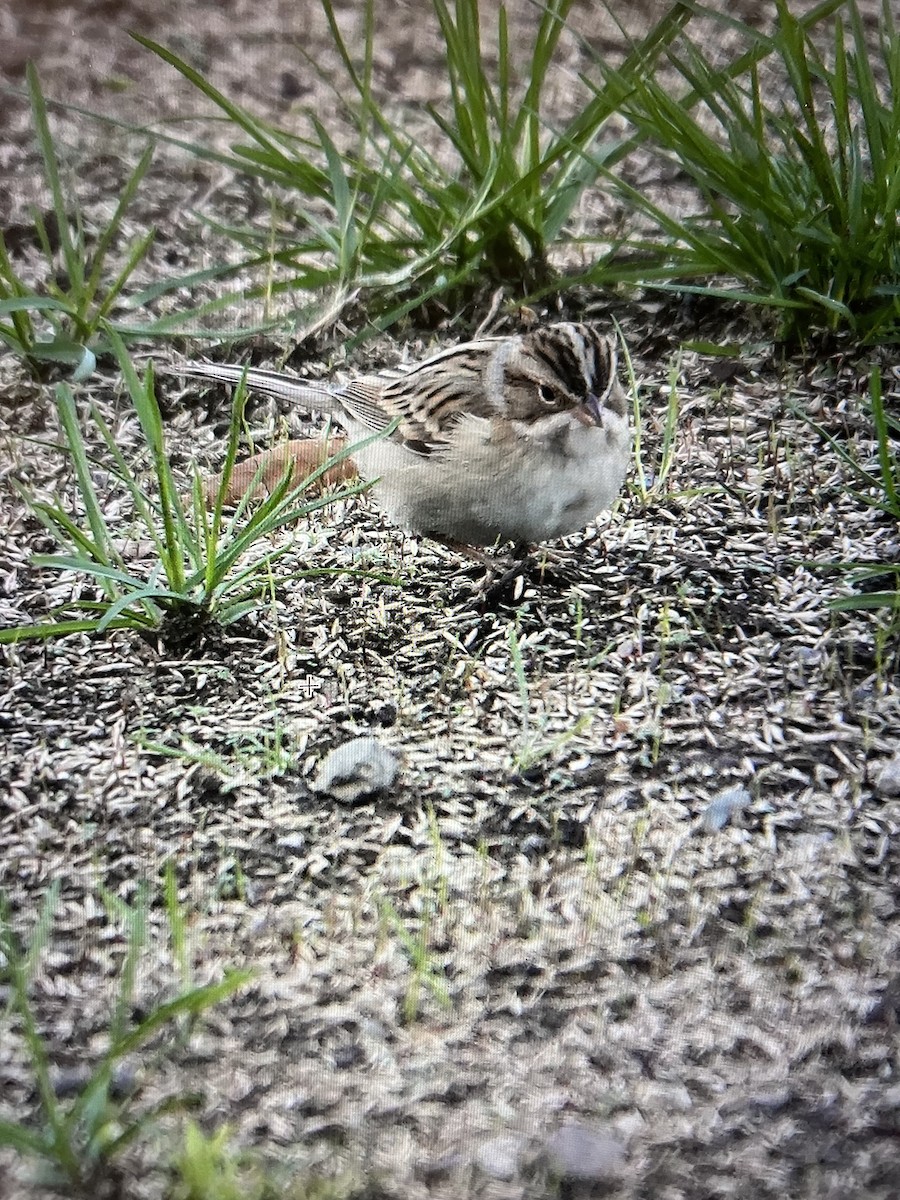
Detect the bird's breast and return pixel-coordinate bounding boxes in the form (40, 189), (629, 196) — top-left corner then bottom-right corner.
(350, 410), (629, 546)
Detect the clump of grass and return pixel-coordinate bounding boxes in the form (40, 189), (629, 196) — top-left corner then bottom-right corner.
(590, 0), (900, 342)
(358, 0), (619, 290)
(17, 1), (894, 349)
(0, 332), (383, 648)
(0, 873), (252, 1196)
(0, 64), (156, 374)
(132, 0), (687, 329)
(167, 1121), (268, 1200)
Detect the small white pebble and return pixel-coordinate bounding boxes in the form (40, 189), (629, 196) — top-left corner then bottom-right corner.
(313, 736), (399, 802)
(874, 751), (900, 797)
(541, 1122), (626, 1181)
(701, 784), (751, 832)
(474, 1133), (529, 1181)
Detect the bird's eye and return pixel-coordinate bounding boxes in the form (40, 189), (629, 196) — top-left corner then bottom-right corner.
(538, 383), (557, 405)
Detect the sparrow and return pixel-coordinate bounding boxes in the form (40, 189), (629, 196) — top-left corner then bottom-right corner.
(176, 322), (631, 550)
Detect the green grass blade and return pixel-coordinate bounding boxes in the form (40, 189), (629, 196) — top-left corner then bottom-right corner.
(87, 402), (184, 574)
(25, 496), (108, 565)
(108, 329), (191, 593)
(0, 295), (73, 318)
(163, 860), (190, 986)
(850, 0), (885, 178)
(108, 972), (253, 1061)
(131, 35), (296, 169)
(869, 366), (899, 514)
(82, 143), (155, 317)
(53, 384), (119, 586)
(0, 1120), (49, 1155)
(94, 580), (172, 633)
(26, 63), (82, 298)
(94, 229), (156, 324)
(0, 883), (81, 1182)
(30, 553), (164, 590)
(0, 617), (144, 645)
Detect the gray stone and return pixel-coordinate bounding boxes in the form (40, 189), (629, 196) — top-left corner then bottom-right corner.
(475, 1132), (529, 1180)
(313, 736), (399, 802)
(52, 1062), (135, 1099)
(701, 784), (751, 831)
(542, 1122), (626, 1182)
(874, 751), (900, 797)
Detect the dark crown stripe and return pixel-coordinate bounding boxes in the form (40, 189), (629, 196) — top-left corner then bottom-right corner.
(577, 327), (614, 389)
(586, 334), (607, 388)
(531, 334), (588, 395)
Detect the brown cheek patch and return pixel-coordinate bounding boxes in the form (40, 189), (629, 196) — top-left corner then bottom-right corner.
(202, 436), (357, 507)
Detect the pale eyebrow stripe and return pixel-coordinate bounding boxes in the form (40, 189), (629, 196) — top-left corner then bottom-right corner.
(483, 338), (513, 412)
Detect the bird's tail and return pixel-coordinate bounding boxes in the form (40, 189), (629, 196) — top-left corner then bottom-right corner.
(175, 360), (344, 418)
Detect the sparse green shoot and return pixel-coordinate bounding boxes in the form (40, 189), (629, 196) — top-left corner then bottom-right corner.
(0, 882), (251, 1194)
(0, 65), (155, 372)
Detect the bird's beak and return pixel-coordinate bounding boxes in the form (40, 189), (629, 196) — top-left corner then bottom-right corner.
(576, 393), (604, 426)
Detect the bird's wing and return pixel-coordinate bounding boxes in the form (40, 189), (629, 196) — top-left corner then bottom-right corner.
(340, 340), (505, 454)
(335, 377), (443, 454)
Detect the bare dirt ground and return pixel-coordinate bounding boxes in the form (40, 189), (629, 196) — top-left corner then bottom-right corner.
(1, 2), (899, 1198)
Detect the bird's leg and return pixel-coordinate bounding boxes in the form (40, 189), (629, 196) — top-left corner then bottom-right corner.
(424, 535), (533, 604)
(479, 542), (535, 607)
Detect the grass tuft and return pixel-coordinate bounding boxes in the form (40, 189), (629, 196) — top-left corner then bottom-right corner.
(132, 0), (686, 328)
(1, 334), (382, 648)
(588, 0), (900, 342)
